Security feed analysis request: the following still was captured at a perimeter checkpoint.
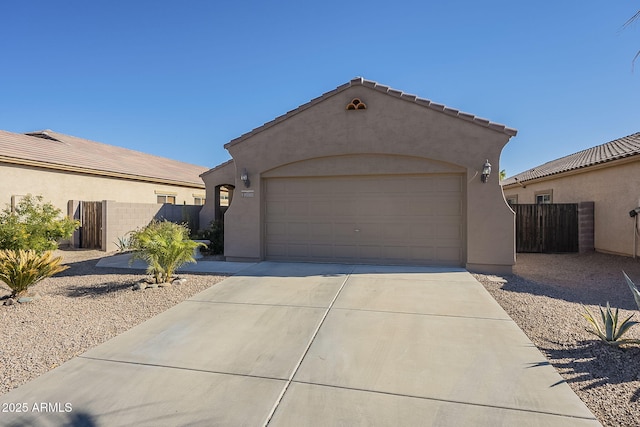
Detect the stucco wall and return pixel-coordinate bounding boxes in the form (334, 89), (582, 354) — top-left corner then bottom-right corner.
(215, 85), (515, 272)
(1, 163), (206, 216)
(199, 161), (236, 227)
(502, 159), (640, 256)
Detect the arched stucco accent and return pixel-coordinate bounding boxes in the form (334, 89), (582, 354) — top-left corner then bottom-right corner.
(261, 153), (465, 178)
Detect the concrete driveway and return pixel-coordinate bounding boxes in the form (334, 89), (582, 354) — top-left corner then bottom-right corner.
(0, 262), (600, 426)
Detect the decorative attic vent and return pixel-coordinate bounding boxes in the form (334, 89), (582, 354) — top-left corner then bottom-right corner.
(346, 98), (367, 110)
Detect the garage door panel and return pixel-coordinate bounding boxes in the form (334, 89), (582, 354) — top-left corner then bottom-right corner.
(266, 243), (287, 257)
(309, 244), (333, 258)
(359, 245), (383, 260)
(437, 247), (462, 263)
(309, 222), (332, 238)
(284, 180), (310, 194)
(334, 245), (359, 258)
(265, 201), (287, 217)
(287, 222), (308, 237)
(409, 246), (436, 261)
(266, 222), (286, 238)
(383, 246), (409, 260)
(309, 201), (333, 216)
(265, 175), (463, 265)
(437, 176), (463, 192)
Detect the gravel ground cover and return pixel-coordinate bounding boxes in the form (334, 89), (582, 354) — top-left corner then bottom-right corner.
(0, 249), (226, 396)
(2, 249), (639, 426)
(474, 252), (640, 427)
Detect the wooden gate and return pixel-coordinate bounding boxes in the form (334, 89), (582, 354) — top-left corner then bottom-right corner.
(80, 201), (102, 249)
(514, 204), (578, 253)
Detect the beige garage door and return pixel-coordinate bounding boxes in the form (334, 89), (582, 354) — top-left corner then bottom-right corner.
(264, 175), (464, 266)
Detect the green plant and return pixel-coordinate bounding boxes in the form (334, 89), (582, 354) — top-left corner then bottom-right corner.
(129, 220), (205, 283)
(623, 271), (640, 312)
(198, 220), (224, 255)
(582, 302), (640, 346)
(114, 235), (131, 253)
(0, 249), (68, 297)
(0, 195), (79, 252)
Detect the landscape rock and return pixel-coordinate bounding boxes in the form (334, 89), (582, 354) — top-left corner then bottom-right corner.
(17, 293), (41, 304)
(132, 282), (147, 291)
(3, 298), (15, 306)
(172, 278), (187, 286)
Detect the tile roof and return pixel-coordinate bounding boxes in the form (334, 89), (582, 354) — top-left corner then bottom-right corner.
(502, 132), (640, 186)
(225, 77), (517, 148)
(0, 129), (207, 187)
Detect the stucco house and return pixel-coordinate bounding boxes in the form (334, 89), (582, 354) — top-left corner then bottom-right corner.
(0, 129), (208, 213)
(201, 78), (518, 273)
(502, 132), (640, 257)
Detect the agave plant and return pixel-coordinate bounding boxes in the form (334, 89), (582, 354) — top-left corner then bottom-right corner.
(129, 220), (205, 283)
(582, 302), (640, 346)
(622, 271), (640, 312)
(0, 249), (68, 297)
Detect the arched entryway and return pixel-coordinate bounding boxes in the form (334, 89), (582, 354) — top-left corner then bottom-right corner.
(214, 184), (234, 222)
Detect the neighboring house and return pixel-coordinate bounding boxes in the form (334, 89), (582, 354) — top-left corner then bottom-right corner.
(201, 77), (518, 273)
(0, 129), (208, 251)
(0, 129), (208, 213)
(502, 132), (640, 257)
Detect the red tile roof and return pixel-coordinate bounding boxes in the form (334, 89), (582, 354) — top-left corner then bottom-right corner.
(0, 129), (206, 187)
(503, 132), (640, 185)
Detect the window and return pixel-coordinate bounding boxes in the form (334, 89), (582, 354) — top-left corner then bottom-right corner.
(156, 194), (176, 204)
(220, 190), (229, 207)
(193, 197), (206, 206)
(535, 191), (552, 204)
(506, 195), (518, 205)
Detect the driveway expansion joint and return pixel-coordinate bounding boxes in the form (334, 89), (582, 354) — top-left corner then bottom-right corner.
(186, 299), (329, 309)
(332, 306), (514, 322)
(77, 355), (287, 382)
(288, 380), (599, 422)
(263, 266), (356, 426)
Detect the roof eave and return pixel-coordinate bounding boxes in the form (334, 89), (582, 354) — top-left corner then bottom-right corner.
(0, 156), (205, 189)
(502, 154), (640, 189)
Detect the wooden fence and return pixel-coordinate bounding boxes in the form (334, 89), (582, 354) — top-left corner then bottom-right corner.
(514, 204), (579, 253)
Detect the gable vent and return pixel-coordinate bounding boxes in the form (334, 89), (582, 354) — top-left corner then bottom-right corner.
(346, 98), (367, 110)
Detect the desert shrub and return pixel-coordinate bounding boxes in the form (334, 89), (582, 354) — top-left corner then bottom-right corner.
(129, 220), (205, 283)
(198, 220), (224, 255)
(114, 234), (132, 253)
(582, 302), (640, 346)
(0, 249), (68, 297)
(0, 195), (79, 252)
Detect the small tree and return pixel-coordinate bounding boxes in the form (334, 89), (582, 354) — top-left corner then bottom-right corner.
(0, 195), (79, 252)
(129, 220), (205, 283)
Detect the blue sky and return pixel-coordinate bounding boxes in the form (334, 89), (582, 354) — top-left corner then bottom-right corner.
(1, 1), (638, 176)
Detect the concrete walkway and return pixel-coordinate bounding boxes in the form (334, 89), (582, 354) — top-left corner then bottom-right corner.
(0, 262), (600, 426)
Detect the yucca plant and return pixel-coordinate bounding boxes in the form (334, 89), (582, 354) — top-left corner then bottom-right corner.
(0, 249), (68, 297)
(582, 302), (640, 346)
(129, 220), (205, 283)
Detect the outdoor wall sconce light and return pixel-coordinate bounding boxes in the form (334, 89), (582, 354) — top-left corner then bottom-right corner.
(240, 168), (250, 188)
(481, 160), (492, 183)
